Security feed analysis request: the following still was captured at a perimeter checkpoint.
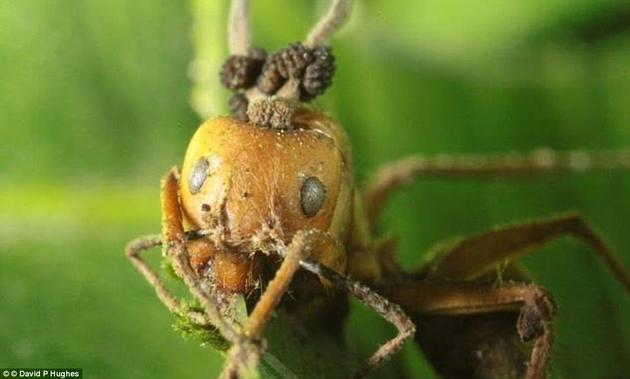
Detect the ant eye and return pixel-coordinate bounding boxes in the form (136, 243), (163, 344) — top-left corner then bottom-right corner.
(300, 177), (326, 217)
(189, 157), (209, 194)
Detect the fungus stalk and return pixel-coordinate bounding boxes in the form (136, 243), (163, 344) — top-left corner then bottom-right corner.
(219, 0), (355, 129)
(305, 0), (354, 47)
(228, 0), (251, 56)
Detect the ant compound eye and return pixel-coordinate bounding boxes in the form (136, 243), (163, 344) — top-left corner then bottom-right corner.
(300, 177), (326, 217)
(189, 157), (209, 194)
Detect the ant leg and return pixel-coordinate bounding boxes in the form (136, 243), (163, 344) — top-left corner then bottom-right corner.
(365, 149), (630, 224)
(220, 230), (322, 378)
(125, 235), (209, 325)
(160, 168), (240, 343)
(299, 259), (416, 379)
(388, 281), (555, 379)
(422, 212), (630, 292)
(244, 231), (322, 338)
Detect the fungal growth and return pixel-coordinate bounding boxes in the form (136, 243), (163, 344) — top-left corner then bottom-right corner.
(219, 0), (352, 129)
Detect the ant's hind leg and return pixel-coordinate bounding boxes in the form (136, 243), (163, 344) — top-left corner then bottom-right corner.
(388, 281), (555, 379)
(422, 212), (630, 292)
(299, 259), (416, 379)
(365, 149), (630, 224)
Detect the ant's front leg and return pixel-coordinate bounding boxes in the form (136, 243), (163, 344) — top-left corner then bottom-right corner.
(126, 168), (241, 341)
(220, 230), (323, 378)
(125, 235), (211, 326)
(159, 168), (240, 343)
(299, 258), (416, 379)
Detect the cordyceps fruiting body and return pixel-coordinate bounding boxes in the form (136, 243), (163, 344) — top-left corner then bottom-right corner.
(125, 1), (630, 379)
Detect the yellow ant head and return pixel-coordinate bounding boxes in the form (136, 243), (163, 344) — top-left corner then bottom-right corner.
(180, 109), (353, 253)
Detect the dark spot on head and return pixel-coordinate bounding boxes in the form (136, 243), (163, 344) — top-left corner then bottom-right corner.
(300, 177), (326, 217)
(201, 203), (211, 212)
(189, 157), (209, 194)
(242, 191), (249, 198)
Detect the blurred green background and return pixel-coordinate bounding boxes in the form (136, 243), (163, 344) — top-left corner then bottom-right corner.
(1, 0), (630, 378)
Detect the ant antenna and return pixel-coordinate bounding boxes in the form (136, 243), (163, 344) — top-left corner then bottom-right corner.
(305, 0), (354, 47)
(228, 0), (251, 56)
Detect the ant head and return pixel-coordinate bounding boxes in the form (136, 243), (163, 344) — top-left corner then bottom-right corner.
(179, 112), (353, 251)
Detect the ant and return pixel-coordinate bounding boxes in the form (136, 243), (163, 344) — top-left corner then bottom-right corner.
(125, 1), (630, 378)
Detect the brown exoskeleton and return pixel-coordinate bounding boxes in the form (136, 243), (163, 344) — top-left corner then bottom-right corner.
(125, 1), (630, 378)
